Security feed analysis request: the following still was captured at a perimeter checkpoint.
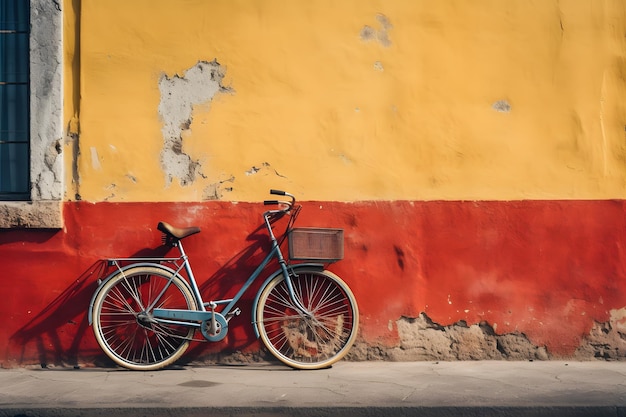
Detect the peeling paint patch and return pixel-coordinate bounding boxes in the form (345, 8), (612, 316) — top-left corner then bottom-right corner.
(90, 147), (101, 170)
(576, 310), (626, 360)
(360, 14), (393, 47)
(203, 175), (235, 200)
(492, 100), (511, 113)
(348, 313), (549, 361)
(610, 307), (626, 332)
(245, 165), (263, 176)
(244, 162), (286, 178)
(66, 118), (81, 201)
(394, 314), (549, 360)
(158, 59), (233, 186)
(45, 139), (62, 169)
(349, 311), (626, 362)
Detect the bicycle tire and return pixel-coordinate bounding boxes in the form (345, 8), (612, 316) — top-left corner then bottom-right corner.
(92, 266), (198, 370)
(256, 269), (359, 369)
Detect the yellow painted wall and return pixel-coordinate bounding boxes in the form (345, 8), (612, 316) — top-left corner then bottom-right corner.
(66, 0), (626, 202)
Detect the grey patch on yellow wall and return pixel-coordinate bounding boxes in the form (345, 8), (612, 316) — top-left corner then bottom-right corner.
(492, 100), (511, 113)
(360, 14), (392, 47)
(158, 60), (233, 187)
(245, 162), (287, 178)
(245, 163), (267, 176)
(203, 175), (235, 200)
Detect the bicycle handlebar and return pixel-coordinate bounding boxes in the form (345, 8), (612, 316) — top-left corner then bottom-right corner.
(264, 190), (296, 210)
(263, 189), (297, 219)
(263, 190), (299, 240)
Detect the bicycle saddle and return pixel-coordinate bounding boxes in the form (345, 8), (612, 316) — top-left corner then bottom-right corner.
(157, 221), (201, 240)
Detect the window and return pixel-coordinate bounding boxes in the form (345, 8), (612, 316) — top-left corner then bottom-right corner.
(0, 0), (29, 201)
(0, 0), (62, 228)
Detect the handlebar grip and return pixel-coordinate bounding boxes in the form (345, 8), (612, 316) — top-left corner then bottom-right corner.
(264, 200), (280, 205)
(270, 189), (286, 196)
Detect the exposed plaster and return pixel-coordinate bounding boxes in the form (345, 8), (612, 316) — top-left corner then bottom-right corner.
(576, 307), (626, 360)
(610, 307), (626, 332)
(344, 311), (626, 362)
(158, 60), (233, 187)
(492, 100), (512, 113)
(245, 162), (286, 178)
(30, 0), (63, 201)
(90, 147), (101, 171)
(387, 314), (549, 361)
(66, 117), (81, 200)
(360, 14), (393, 47)
(347, 313), (549, 361)
(203, 175), (235, 200)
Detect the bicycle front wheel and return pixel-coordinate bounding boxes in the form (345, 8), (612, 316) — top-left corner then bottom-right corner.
(92, 266), (198, 371)
(256, 269), (359, 369)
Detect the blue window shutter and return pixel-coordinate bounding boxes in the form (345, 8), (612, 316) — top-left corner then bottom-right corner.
(0, 0), (29, 200)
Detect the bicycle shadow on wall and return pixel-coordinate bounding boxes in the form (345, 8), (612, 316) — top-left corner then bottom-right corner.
(8, 246), (171, 368)
(9, 260), (107, 368)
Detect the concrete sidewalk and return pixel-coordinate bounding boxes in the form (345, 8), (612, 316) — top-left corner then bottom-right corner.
(0, 360), (625, 416)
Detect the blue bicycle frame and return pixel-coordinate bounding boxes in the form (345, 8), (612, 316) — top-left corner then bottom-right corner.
(88, 191), (322, 342)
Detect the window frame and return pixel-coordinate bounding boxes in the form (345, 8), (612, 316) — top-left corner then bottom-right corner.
(0, 0), (63, 228)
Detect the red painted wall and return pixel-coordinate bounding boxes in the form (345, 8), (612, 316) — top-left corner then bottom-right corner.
(2, 200), (625, 366)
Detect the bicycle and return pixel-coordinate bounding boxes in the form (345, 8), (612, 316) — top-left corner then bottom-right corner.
(88, 190), (359, 370)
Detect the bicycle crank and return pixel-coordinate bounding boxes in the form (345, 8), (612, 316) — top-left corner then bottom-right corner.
(200, 312), (228, 342)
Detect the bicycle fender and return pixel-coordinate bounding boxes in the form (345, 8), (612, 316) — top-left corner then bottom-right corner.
(251, 263), (325, 339)
(87, 262), (185, 325)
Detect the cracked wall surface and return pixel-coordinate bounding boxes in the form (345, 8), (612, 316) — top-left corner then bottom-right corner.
(31, 0), (63, 201)
(158, 60), (232, 187)
(348, 314), (549, 361)
(346, 313), (626, 362)
(576, 307), (626, 360)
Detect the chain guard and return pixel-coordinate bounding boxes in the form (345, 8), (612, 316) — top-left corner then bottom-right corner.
(200, 312), (228, 342)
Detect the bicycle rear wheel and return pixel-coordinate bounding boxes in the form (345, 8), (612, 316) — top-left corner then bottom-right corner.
(256, 269), (359, 369)
(92, 266), (197, 370)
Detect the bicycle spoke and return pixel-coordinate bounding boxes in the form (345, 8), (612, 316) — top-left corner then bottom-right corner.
(106, 285), (139, 316)
(146, 275), (177, 312)
(119, 275), (146, 312)
(258, 270), (358, 369)
(93, 267), (197, 370)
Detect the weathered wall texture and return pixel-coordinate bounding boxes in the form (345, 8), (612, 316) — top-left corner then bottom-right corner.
(3, 200), (626, 366)
(158, 60), (232, 188)
(30, 0), (63, 201)
(2, 0), (626, 367)
(74, 0), (626, 202)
